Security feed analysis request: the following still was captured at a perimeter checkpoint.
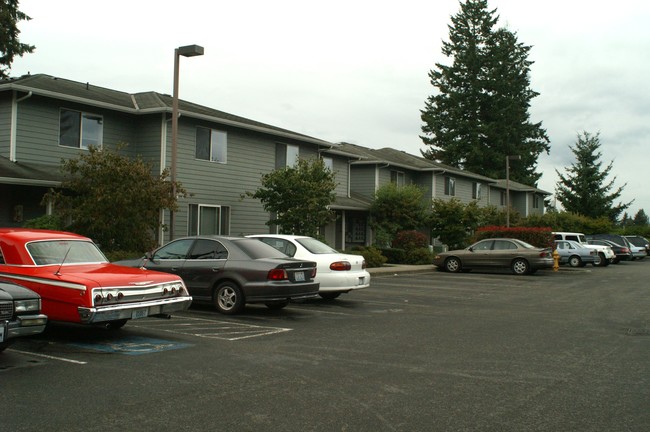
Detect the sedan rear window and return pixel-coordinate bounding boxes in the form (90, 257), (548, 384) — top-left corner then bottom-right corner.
(27, 240), (108, 265)
(296, 237), (337, 254)
(232, 238), (289, 259)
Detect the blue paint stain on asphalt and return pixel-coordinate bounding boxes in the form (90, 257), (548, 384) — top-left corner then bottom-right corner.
(68, 336), (192, 355)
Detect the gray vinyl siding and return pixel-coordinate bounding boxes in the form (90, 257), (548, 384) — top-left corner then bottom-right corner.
(350, 165), (376, 200)
(13, 96), (138, 165)
(434, 174), (474, 203)
(414, 174), (433, 202)
(331, 157), (349, 197)
(0, 93), (11, 156)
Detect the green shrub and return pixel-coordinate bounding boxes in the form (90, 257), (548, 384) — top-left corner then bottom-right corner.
(23, 215), (63, 230)
(404, 247), (434, 265)
(348, 246), (387, 268)
(381, 248), (405, 264)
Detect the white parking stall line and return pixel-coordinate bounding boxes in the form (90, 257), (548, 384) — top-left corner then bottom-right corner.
(130, 316), (293, 341)
(9, 349), (88, 365)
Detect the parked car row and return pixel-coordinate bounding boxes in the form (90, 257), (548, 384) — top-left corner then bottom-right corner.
(433, 232), (649, 275)
(1, 229), (371, 351)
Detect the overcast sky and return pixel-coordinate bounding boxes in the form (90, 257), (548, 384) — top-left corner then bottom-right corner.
(10, 0), (650, 216)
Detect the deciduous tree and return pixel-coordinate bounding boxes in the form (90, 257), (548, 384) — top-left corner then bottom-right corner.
(245, 158), (337, 237)
(44, 144), (184, 252)
(369, 183), (427, 246)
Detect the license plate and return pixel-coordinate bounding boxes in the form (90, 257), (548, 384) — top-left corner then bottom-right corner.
(358, 277), (365, 285)
(131, 308), (149, 319)
(294, 271), (305, 282)
(0, 323), (5, 342)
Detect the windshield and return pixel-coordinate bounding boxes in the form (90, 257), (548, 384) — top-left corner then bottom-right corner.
(296, 237), (337, 254)
(26, 240), (108, 265)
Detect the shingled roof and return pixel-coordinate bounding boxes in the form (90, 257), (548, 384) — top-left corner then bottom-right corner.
(0, 73), (332, 147)
(335, 142), (496, 182)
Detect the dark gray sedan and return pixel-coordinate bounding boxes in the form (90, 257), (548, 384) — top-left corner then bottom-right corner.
(433, 238), (554, 275)
(115, 236), (319, 314)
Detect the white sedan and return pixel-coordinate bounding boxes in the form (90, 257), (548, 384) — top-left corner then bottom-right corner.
(247, 235), (370, 299)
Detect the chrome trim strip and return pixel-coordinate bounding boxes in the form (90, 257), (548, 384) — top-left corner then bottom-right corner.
(0, 273), (87, 291)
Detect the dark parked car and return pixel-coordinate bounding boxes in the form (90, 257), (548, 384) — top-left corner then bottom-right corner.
(0, 280), (48, 352)
(588, 234), (645, 260)
(624, 235), (650, 256)
(433, 238), (554, 275)
(115, 236), (320, 314)
(587, 239), (631, 264)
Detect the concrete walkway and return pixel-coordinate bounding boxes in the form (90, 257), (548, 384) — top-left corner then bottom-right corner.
(367, 264), (436, 275)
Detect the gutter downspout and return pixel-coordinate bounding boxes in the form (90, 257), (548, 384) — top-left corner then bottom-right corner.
(10, 91), (33, 162)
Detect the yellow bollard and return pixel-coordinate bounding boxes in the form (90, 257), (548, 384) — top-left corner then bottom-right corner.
(552, 249), (560, 272)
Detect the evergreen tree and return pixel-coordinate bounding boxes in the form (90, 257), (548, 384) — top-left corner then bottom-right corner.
(555, 132), (632, 221)
(420, 0), (549, 186)
(633, 209), (649, 226)
(0, 0), (35, 79)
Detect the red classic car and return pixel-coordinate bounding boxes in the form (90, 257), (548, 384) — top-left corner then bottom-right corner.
(0, 229), (192, 329)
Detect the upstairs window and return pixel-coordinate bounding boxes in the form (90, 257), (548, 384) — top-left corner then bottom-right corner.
(390, 170), (405, 187)
(196, 127), (227, 163)
(59, 109), (103, 149)
(276, 143), (299, 168)
(444, 176), (455, 196)
(472, 182), (482, 199)
(322, 156), (333, 172)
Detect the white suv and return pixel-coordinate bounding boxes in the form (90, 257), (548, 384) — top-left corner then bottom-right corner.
(552, 232), (614, 267)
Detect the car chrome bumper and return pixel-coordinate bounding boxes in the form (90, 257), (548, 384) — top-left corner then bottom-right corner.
(77, 296), (192, 324)
(5, 314), (48, 339)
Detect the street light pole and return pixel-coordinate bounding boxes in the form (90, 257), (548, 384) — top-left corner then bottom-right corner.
(170, 44), (204, 240)
(506, 155), (521, 228)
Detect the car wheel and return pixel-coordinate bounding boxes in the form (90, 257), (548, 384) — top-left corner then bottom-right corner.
(512, 258), (530, 275)
(593, 252), (608, 267)
(598, 252), (609, 266)
(568, 255), (582, 268)
(319, 292), (342, 300)
(214, 282), (245, 315)
(444, 257), (462, 273)
(265, 300), (289, 310)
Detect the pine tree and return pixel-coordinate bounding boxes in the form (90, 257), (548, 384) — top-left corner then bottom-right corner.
(420, 0), (549, 185)
(555, 132), (632, 221)
(633, 209), (649, 226)
(0, 0), (35, 79)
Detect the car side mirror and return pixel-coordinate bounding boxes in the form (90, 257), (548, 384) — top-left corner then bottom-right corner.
(468, 247), (474, 252)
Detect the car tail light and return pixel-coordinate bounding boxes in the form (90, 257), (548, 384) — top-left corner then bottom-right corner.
(311, 267), (317, 278)
(330, 261), (352, 271)
(540, 251), (550, 258)
(362, 260), (367, 269)
(268, 269), (288, 280)
(622, 248), (630, 253)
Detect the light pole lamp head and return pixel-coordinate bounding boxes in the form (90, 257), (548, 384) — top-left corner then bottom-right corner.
(177, 44), (204, 57)
(508, 155), (521, 161)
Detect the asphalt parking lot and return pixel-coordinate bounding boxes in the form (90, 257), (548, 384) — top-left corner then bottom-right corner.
(2, 261), (650, 432)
